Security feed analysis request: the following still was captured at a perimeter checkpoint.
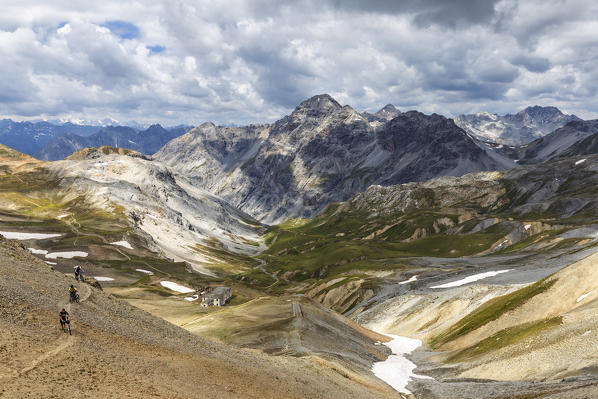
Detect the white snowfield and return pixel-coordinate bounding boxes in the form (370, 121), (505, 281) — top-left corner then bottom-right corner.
(45, 251), (88, 259)
(94, 276), (115, 281)
(56, 214), (69, 219)
(371, 333), (432, 394)
(160, 281), (194, 293)
(46, 155), (264, 276)
(28, 248), (49, 255)
(0, 231), (62, 240)
(111, 240), (133, 249)
(45, 261), (57, 265)
(430, 269), (512, 289)
(575, 159), (587, 165)
(135, 268), (154, 275)
(577, 292), (592, 303)
(398, 275), (417, 285)
(184, 294), (199, 301)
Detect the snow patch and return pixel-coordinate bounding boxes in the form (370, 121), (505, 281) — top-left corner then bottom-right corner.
(136, 268), (154, 275)
(0, 231), (62, 240)
(184, 294), (199, 301)
(399, 275), (417, 285)
(575, 159), (587, 165)
(94, 276), (115, 282)
(430, 269), (512, 289)
(28, 248), (49, 255)
(111, 240), (133, 249)
(371, 333), (432, 394)
(45, 261), (57, 265)
(56, 214), (69, 219)
(45, 251), (88, 259)
(577, 292), (592, 303)
(583, 330), (592, 336)
(524, 224), (532, 230)
(160, 281), (194, 293)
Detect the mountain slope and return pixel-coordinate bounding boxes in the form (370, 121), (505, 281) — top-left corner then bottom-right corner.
(36, 124), (191, 161)
(517, 119), (598, 164)
(0, 235), (400, 399)
(0, 143), (41, 173)
(425, 250), (598, 382)
(43, 151), (264, 275)
(156, 94), (514, 223)
(455, 106), (581, 146)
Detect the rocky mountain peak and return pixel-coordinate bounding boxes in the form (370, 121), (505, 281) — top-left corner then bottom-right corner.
(291, 94), (342, 120)
(456, 105), (581, 146)
(374, 104), (400, 120)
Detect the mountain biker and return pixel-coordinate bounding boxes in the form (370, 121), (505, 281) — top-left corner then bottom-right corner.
(74, 265), (84, 281)
(59, 308), (70, 332)
(69, 285), (78, 302)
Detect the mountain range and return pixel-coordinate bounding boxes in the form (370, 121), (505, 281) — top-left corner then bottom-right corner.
(0, 119), (100, 156)
(4, 95), (598, 398)
(156, 94), (515, 223)
(36, 124), (192, 161)
(455, 106), (580, 146)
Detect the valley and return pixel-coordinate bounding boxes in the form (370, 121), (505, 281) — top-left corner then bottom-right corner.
(3, 95), (598, 398)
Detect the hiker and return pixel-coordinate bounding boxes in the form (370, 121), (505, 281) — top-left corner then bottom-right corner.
(74, 265), (84, 281)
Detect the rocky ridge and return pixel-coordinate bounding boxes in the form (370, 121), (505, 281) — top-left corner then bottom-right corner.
(156, 94), (514, 223)
(455, 106), (581, 146)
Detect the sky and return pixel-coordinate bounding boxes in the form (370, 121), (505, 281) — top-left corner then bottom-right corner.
(0, 0), (597, 126)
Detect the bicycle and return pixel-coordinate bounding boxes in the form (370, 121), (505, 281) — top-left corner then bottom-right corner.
(60, 319), (72, 335)
(69, 291), (80, 304)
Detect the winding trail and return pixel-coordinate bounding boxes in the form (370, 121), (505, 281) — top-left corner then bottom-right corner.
(15, 283), (91, 377)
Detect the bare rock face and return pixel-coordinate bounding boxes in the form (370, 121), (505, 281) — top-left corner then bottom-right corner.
(455, 106), (581, 146)
(156, 94), (514, 223)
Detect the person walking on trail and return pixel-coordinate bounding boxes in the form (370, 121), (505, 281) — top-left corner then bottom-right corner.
(74, 265), (84, 281)
(59, 308), (70, 332)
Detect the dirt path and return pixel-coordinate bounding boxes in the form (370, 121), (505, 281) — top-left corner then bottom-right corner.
(14, 283), (92, 377)
(65, 220), (132, 261)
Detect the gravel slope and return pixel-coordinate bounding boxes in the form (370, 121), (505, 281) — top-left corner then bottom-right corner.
(0, 236), (401, 399)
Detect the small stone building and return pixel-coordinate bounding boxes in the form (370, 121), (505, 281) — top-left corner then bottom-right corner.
(201, 286), (232, 307)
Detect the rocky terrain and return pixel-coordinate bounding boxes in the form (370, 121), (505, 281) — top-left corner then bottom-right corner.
(156, 94), (514, 223)
(0, 145), (264, 277)
(36, 124), (191, 161)
(455, 106), (580, 146)
(4, 96), (598, 398)
(0, 235), (402, 399)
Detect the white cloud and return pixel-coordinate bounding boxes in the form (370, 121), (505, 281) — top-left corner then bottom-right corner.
(0, 0), (597, 125)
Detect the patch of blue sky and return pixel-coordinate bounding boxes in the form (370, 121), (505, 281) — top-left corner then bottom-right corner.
(147, 45), (165, 54)
(102, 20), (139, 39)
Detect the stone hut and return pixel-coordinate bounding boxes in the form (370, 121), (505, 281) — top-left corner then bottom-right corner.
(201, 286), (232, 307)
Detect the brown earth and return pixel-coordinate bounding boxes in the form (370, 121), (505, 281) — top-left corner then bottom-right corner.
(0, 235), (402, 399)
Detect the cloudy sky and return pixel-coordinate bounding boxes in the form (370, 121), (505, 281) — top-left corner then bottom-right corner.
(1, 0), (597, 125)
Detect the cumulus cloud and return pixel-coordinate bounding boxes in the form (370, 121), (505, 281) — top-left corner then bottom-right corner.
(0, 0), (597, 125)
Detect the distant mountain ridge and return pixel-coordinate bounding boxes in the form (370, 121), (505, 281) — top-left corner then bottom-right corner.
(0, 119), (101, 156)
(36, 124), (192, 161)
(156, 94), (515, 223)
(455, 106), (581, 146)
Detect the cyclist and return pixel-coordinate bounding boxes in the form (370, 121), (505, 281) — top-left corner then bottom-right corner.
(59, 308), (70, 332)
(74, 265), (84, 281)
(69, 285), (78, 302)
